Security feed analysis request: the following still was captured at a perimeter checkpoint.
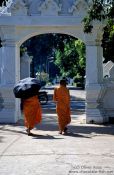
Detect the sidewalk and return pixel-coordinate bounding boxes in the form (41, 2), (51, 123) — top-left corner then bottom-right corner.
(0, 114), (114, 175)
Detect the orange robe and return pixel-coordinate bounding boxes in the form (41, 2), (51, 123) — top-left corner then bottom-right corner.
(53, 86), (71, 131)
(23, 95), (42, 129)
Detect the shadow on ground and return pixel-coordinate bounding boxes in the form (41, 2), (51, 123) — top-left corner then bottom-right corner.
(69, 124), (114, 136)
(0, 126), (63, 142)
(0, 121), (114, 142)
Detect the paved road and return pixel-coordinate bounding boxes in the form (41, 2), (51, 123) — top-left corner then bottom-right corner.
(0, 86), (114, 175)
(40, 86), (86, 124)
(42, 86), (85, 108)
(19, 86), (86, 124)
(0, 123), (114, 175)
(41, 100), (85, 113)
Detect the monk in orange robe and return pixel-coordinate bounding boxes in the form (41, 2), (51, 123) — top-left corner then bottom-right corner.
(53, 79), (71, 134)
(21, 95), (42, 136)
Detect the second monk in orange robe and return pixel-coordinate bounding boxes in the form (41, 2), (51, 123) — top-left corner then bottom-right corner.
(53, 79), (71, 134)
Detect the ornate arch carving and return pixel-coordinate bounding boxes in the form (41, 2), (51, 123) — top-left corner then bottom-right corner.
(38, 0), (62, 16)
(9, 0), (28, 16)
(69, 0), (88, 17)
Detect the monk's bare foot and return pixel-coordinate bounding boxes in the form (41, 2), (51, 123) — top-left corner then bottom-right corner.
(26, 128), (32, 135)
(64, 127), (68, 133)
(59, 131), (62, 134)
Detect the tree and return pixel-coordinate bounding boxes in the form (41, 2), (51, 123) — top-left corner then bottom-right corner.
(55, 40), (79, 77)
(22, 34), (63, 78)
(22, 33), (86, 85)
(55, 38), (86, 81)
(101, 20), (114, 63)
(82, 0), (114, 63)
(22, 34), (80, 79)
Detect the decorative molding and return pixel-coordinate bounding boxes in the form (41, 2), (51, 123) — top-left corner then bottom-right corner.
(85, 30), (103, 46)
(0, 0), (11, 16)
(2, 39), (17, 47)
(38, 0), (62, 16)
(0, 28), (3, 39)
(0, 26), (16, 42)
(9, 0), (28, 16)
(69, 0), (88, 17)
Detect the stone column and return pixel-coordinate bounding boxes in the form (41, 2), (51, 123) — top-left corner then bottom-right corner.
(1, 39), (20, 85)
(85, 34), (107, 123)
(0, 47), (2, 84)
(0, 39), (20, 123)
(20, 51), (31, 79)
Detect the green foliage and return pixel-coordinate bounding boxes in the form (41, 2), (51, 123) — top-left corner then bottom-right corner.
(73, 74), (85, 88)
(20, 47), (27, 57)
(55, 39), (86, 82)
(82, 17), (93, 33)
(88, 0), (105, 21)
(21, 34), (60, 78)
(55, 41), (77, 77)
(82, 0), (114, 63)
(82, 0), (106, 33)
(22, 34), (80, 79)
(102, 20), (114, 63)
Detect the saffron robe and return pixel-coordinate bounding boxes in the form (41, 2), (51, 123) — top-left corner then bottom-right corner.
(53, 86), (71, 131)
(23, 95), (42, 129)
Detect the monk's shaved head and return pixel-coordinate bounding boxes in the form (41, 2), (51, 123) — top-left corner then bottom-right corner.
(60, 79), (67, 86)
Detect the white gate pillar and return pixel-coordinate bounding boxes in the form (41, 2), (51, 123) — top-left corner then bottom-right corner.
(1, 39), (19, 84)
(0, 39), (20, 123)
(0, 47), (2, 83)
(85, 32), (106, 124)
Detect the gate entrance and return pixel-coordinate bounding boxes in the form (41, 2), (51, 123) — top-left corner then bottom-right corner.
(0, 0), (107, 123)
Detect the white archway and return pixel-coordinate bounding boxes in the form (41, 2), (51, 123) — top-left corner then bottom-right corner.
(0, 0), (107, 123)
